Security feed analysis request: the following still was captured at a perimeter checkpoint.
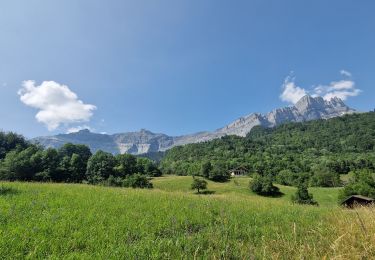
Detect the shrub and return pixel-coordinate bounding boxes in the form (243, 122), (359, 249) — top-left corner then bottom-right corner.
(291, 182), (318, 205)
(208, 162), (230, 182)
(137, 157), (163, 177)
(123, 174), (153, 189)
(250, 174), (281, 196)
(310, 165), (342, 187)
(105, 175), (124, 187)
(338, 169), (375, 202)
(276, 170), (300, 186)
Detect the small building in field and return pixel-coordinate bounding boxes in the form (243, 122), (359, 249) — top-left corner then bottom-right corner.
(341, 195), (375, 208)
(229, 166), (248, 177)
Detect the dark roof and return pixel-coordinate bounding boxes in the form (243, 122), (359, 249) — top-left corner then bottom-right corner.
(341, 195), (375, 204)
(229, 166), (248, 171)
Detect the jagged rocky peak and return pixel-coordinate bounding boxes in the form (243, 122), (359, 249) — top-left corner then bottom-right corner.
(224, 113), (262, 129)
(215, 113), (268, 137)
(328, 97), (347, 107)
(293, 95), (355, 121)
(295, 95), (351, 112)
(267, 106), (300, 125)
(295, 95), (324, 112)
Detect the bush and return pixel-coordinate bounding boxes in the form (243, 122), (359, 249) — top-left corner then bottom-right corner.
(137, 157), (163, 177)
(123, 174), (153, 189)
(191, 178), (208, 193)
(276, 170), (300, 186)
(208, 162), (230, 182)
(291, 182), (318, 205)
(338, 169), (375, 202)
(105, 175), (124, 187)
(310, 165), (342, 187)
(250, 174), (281, 196)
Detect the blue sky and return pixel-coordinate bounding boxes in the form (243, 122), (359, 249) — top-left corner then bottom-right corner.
(1, 0), (374, 138)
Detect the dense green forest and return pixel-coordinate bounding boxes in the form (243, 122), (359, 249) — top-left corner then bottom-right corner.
(161, 112), (375, 188)
(0, 132), (160, 187)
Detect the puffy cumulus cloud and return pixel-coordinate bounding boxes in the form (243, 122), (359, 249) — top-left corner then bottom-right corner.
(280, 75), (308, 104)
(18, 80), (96, 131)
(280, 70), (361, 104)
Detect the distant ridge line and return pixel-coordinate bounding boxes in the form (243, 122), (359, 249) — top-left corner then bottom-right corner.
(33, 95), (356, 155)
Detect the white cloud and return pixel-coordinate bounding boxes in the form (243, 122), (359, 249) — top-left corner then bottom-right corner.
(340, 70), (352, 77)
(313, 80), (361, 101)
(329, 80), (355, 90)
(280, 75), (308, 104)
(280, 71), (361, 104)
(18, 80), (96, 131)
(66, 125), (93, 134)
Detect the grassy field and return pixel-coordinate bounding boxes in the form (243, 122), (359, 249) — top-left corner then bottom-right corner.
(153, 176), (341, 207)
(0, 177), (374, 259)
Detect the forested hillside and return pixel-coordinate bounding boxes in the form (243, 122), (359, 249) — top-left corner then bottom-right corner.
(161, 112), (375, 187)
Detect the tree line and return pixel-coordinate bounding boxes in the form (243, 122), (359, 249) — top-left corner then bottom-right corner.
(0, 132), (159, 188)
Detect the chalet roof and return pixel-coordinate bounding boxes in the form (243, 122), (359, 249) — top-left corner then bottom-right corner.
(229, 166), (248, 171)
(341, 195), (375, 204)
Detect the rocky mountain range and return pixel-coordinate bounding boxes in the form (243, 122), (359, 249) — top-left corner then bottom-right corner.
(33, 95), (356, 155)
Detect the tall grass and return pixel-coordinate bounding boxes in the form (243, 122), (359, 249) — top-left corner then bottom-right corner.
(0, 180), (373, 259)
(327, 206), (375, 258)
(0, 185), (17, 195)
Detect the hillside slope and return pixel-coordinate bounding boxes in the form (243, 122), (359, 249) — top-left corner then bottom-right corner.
(161, 112), (375, 178)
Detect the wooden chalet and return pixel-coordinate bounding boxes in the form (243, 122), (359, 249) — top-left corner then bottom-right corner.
(229, 166), (248, 177)
(341, 195), (375, 208)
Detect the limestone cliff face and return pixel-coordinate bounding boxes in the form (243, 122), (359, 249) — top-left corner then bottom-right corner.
(265, 96), (355, 127)
(33, 96), (356, 155)
(214, 113), (270, 137)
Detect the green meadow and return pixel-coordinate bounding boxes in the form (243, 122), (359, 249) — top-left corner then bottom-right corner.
(1, 177), (374, 259)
